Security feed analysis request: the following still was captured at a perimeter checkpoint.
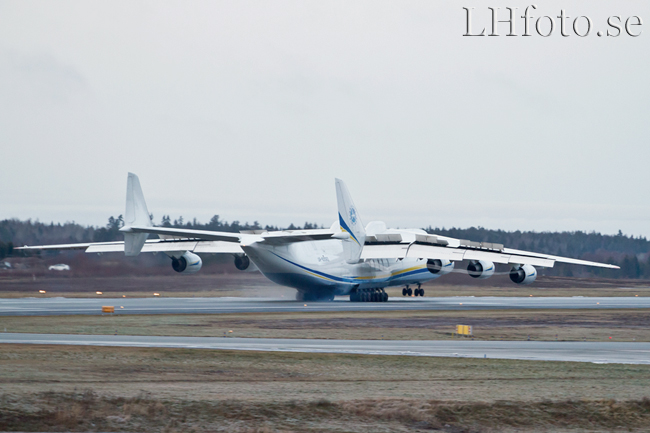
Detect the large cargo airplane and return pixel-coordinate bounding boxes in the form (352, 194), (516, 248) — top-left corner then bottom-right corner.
(19, 173), (619, 301)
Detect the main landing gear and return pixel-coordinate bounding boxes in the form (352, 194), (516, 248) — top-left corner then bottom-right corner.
(402, 284), (425, 297)
(350, 288), (388, 302)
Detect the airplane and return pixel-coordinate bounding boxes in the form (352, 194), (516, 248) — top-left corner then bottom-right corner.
(18, 173), (619, 301)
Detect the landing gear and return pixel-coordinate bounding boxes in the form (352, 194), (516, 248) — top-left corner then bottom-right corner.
(403, 284), (425, 297)
(350, 288), (388, 302)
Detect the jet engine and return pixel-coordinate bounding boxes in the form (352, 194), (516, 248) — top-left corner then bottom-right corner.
(426, 259), (455, 276)
(234, 255), (250, 270)
(234, 254), (258, 272)
(509, 264), (537, 285)
(171, 252), (202, 274)
(467, 260), (495, 279)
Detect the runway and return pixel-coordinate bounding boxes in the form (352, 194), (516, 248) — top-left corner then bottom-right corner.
(1, 296), (650, 316)
(1, 333), (649, 364)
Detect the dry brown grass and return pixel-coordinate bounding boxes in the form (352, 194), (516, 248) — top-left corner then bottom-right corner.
(2, 344), (650, 403)
(3, 308), (650, 342)
(2, 391), (650, 432)
(2, 344), (650, 431)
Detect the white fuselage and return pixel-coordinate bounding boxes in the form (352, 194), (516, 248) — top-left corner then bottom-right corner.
(242, 238), (440, 298)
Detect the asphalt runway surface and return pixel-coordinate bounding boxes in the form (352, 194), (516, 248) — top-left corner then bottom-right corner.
(1, 296), (650, 316)
(2, 333), (649, 364)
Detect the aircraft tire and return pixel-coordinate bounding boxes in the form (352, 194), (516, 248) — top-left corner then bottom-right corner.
(382, 292), (388, 302)
(407, 288), (413, 296)
(402, 288), (406, 296)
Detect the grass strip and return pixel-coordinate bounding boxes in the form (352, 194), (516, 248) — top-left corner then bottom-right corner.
(2, 391), (650, 432)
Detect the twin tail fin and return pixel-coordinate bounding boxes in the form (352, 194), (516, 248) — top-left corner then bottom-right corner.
(335, 178), (366, 264)
(123, 172), (152, 256)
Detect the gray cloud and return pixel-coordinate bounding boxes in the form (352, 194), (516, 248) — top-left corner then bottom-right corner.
(0, 1), (648, 237)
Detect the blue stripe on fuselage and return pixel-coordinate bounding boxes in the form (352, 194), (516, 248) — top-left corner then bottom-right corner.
(271, 252), (356, 283)
(270, 252), (432, 286)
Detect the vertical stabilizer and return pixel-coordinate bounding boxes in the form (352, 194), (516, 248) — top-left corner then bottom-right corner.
(123, 172), (152, 256)
(335, 178), (365, 264)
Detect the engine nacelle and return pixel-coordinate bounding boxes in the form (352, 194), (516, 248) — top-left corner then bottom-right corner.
(234, 255), (259, 272)
(510, 264), (537, 285)
(467, 260), (495, 279)
(171, 252), (202, 274)
(234, 255), (250, 270)
(426, 259), (455, 276)
(235, 256), (251, 271)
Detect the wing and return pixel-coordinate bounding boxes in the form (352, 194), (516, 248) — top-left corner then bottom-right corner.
(361, 233), (619, 269)
(17, 238), (245, 254)
(16, 227), (339, 254)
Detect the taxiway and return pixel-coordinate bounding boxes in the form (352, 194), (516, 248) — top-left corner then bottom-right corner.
(1, 333), (648, 364)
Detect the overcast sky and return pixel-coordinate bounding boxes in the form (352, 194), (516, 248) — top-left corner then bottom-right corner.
(1, 1), (649, 237)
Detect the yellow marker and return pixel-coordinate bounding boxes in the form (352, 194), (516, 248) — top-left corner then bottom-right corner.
(96, 291), (103, 295)
(153, 293), (160, 296)
(304, 304), (307, 306)
(38, 290), (46, 294)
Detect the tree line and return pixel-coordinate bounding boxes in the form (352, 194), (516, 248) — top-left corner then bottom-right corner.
(425, 226), (650, 279)
(0, 216), (322, 256)
(2, 217), (649, 279)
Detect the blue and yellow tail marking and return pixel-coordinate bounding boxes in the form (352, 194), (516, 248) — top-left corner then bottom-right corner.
(338, 213), (360, 245)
